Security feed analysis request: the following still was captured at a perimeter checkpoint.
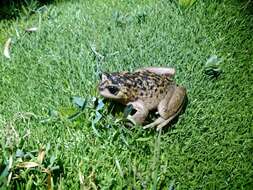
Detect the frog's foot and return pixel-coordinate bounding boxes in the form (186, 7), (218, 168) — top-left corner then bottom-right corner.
(143, 102), (184, 131)
(156, 114), (178, 131)
(146, 86), (186, 131)
(143, 117), (165, 129)
(126, 115), (137, 126)
(143, 115), (177, 130)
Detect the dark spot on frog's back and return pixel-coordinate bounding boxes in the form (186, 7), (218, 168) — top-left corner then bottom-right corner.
(142, 75), (149, 81)
(142, 86), (147, 91)
(149, 85), (154, 90)
(132, 81), (138, 87)
(125, 82), (132, 88)
(137, 78), (142, 85)
(153, 76), (160, 83)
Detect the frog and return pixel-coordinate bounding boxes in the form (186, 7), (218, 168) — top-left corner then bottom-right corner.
(98, 67), (187, 131)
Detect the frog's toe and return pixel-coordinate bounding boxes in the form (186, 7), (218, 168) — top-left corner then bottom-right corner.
(156, 113), (179, 131)
(143, 117), (165, 129)
(126, 115), (137, 125)
(143, 123), (156, 129)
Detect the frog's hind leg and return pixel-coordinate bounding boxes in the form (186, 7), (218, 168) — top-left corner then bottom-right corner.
(144, 86), (186, 130)
(143, 86), (175, 129)
(136, 67), (176, 77)
(156, 104), (184, 131)
(156, 86), (187, 131)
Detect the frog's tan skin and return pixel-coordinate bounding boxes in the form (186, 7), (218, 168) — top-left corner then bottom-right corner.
(98, 67), (186, 131)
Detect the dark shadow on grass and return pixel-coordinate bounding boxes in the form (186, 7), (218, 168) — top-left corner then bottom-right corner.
(0, 0), (64, 20)
(242, 0), (253, 15)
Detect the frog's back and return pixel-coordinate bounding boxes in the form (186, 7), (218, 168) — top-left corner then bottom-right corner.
(119, 70), (174, 109)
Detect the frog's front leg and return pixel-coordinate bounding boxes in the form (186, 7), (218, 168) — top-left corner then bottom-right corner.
(126, 100), (149, 125)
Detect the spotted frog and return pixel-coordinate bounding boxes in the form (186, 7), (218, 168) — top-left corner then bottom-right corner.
(98, 67), (187, 130)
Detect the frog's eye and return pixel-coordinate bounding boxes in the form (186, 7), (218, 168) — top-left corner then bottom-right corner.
(107, 86), (119, 95)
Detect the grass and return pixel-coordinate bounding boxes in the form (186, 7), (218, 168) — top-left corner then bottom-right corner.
(0, 0), (253, 189)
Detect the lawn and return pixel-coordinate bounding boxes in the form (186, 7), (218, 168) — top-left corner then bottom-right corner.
(0, 0), (252, 189)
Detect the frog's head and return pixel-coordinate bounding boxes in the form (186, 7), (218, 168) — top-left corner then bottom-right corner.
(98, 72), (130, 103)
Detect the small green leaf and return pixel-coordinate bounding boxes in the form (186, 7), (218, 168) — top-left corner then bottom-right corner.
(71, 96), (87, 110)
(16, 149), (24, 158)
(91, 121), (101, 137)
(96, 99), (104, 111)
(204, 55), (222, 77)
(123, 104), (134, 118)
(48, 109), (59, 117)
(93, 111), (102, 124)
(206, 55), (222, 67)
